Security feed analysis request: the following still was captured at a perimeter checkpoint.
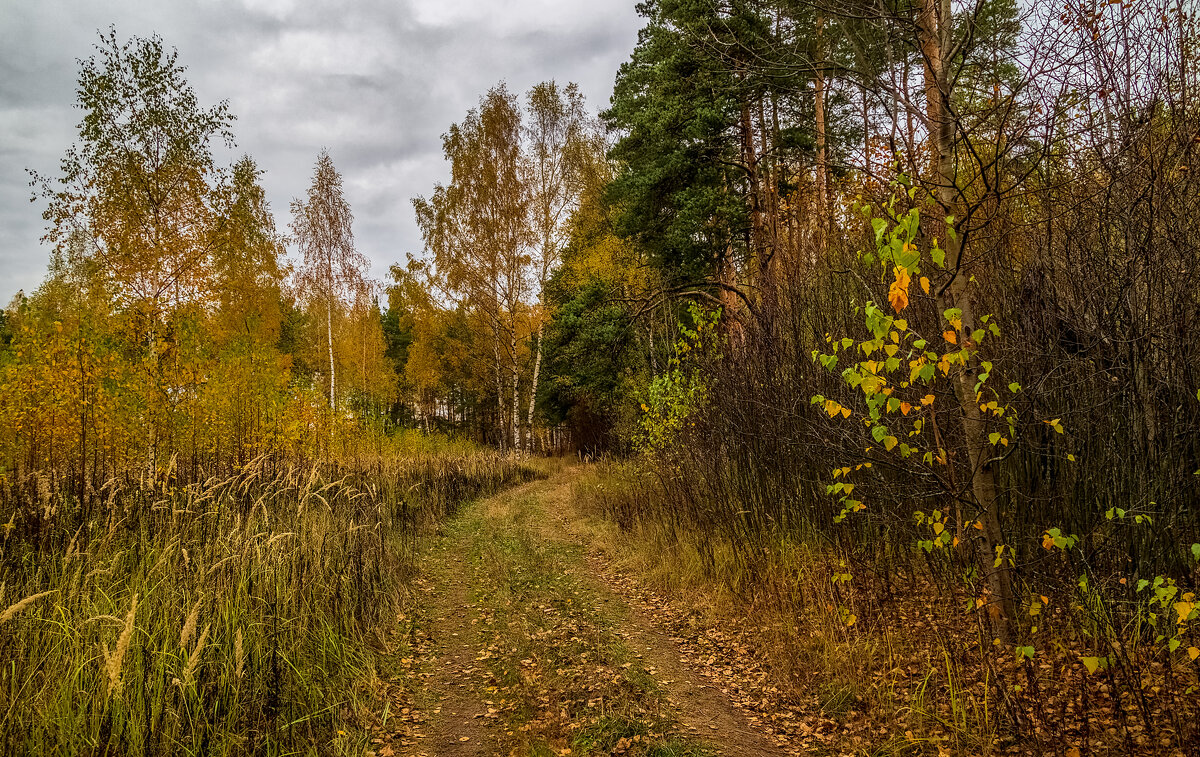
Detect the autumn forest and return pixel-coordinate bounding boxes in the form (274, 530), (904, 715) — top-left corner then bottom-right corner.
(1, 0), (1199, 755)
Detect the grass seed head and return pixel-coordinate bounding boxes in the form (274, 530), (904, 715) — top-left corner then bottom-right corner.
(180, 597), (203, 650)
(0, 589), (57, 624)
(104, 593), (138, 698)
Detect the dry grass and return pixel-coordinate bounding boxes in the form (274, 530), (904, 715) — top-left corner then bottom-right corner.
(572, 461), (1200, 755)
(0, 449), (539, 755)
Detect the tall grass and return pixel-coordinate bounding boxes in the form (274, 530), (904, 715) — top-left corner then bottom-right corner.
(0, 451), (538, 755)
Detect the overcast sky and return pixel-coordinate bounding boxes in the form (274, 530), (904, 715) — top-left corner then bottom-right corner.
(0, 0), (644, 304)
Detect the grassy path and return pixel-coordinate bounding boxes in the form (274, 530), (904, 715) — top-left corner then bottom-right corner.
(385, 465), (791, 757)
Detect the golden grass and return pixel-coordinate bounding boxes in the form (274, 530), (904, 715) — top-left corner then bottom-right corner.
(0, 449), (541, 755)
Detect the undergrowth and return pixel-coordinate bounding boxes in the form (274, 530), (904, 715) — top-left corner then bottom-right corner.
(573, 461), (1200, 755)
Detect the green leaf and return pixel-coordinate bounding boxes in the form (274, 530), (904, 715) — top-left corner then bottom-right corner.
(1191, 543), (1200, 563)
(1008, 382), (1021, 393)
(989, 432), (1002, 445)
(1081, 656), (1102, 674)
(871, 217), (888, 242)
(1016, 645), (1035, 661)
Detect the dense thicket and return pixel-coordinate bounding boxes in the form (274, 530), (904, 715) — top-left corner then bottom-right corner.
(551, 0), (1200, 749)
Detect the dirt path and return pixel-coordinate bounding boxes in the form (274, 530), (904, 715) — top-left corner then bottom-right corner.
(385, 466), (798, 757)
(527, 472), (792, 757)
(412, 546), (499, 755)
(592, 583), (789, 753)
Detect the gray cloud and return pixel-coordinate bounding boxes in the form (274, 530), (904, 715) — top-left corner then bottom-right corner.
(0, 0), (643, 303)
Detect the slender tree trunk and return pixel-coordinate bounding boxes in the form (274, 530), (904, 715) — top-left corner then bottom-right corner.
(739, 94), (767, 278)
(147, 314), (159, 477)
(814, 15), (829, 259)
(526, 320), (544, 453)
(510, 332), (520, 452)
(919, 0), (1015, 642)
(327, 298), (336, 411)
(493, 332), (505, 451)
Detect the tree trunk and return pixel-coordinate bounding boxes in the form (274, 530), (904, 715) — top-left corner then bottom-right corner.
(493, 333), (505, 452)
(510, 333), (520, 452)
(327, 298), (336, 411)
(814, 15), (829, 260)
(526, 320), (544, 453)
(919, 0), (1016, 642)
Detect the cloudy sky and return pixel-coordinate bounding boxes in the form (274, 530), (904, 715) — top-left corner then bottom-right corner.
(0, 0), (644, 304)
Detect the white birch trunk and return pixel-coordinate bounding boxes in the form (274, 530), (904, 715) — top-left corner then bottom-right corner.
(525, 320), (544, 452)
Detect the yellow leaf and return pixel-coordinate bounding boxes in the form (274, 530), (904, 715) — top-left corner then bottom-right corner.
(921, 394), (935, 406)
(1175, 601), (1195, 624)
(1188, 646), (1199, 661)
(840, 407), (851, 419)
(899, 401), (912, 416)
(888, 266), (911, 313)
(943, 330), (957, 344)
(883, 436), (898, 451)
(920, 276), (931, 294)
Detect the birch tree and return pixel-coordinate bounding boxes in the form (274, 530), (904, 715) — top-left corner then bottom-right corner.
(34, 29), (234, 473)
(523, 81), (592, 450)
(291, 150), (366, 413)
(414, 85), (531, 450)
